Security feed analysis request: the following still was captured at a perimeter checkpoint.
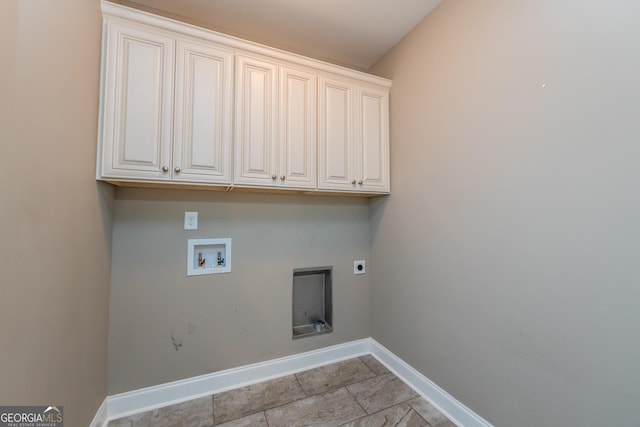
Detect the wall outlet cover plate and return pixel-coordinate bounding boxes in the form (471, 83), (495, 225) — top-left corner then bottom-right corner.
(184, 212), (198, 230)
(354, 260), (366, 275)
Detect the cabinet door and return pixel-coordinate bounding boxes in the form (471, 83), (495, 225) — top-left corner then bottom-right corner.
(318, 75), (355, 191)
(100, 21), (174, 180)
(234, 54), (278, 186)
(173, 39), (233, 184)
(357, 85), (390, 193)
(279, 65), (316, 189)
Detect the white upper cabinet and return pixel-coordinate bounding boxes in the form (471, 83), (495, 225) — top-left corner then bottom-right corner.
(100, 21), (174, 181)
(99, 20), (233, 185)
(318, 76), (390, 193)
(357, 84), (389, 193)
(98, 2), (390, 195)
(173, 39), (233, 183)
(234, 54), (278, 186)
(279, 65), (317, 189)
(234, 54), (316, 189)
(318, 76), (354, 191)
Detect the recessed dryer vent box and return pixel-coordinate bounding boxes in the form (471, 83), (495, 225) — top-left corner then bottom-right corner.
(187, 238), (231, 276)
(292, 266), (332, 339)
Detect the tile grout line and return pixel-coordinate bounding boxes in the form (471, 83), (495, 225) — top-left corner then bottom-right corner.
(292, 371), (308, 398)
(225, 357), (390, 425)
(404, 397), (435, 427)
(339, 357), (383, 423)
(238, 359), (379, 426)
(343, 384), (369, 421)
(406, 398), (440, 427)
(336, 398), (430, 427)
(108, 355), (455, 426)
(212, 394), (221, 426)
(259, 378), (310, 421)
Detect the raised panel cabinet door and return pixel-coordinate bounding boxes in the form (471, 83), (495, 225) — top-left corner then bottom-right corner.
(173, 39), (233, 184)
(234, 54), (278, 186)
(318, 75), (355, 191)
(357, 85), (390, 193)
(279, 65), (317, 189)
(100, 21), (174, 180)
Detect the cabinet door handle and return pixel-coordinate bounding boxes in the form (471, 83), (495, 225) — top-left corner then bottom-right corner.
(358, 180), (363, 185)
(174, 167), (181, 173)
(272, 174), (277, 180)
(280, 175), (285, 181)
(162, 166), (169, 173)
(351, 180), (356, 185)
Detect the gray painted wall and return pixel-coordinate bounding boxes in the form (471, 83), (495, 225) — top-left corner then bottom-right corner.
(370, 1), (640, 426)
(0, 0), (113, 425)
(108, 189), (371, 393)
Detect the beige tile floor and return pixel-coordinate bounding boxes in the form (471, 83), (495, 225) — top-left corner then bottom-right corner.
(108, 356), (456, 427)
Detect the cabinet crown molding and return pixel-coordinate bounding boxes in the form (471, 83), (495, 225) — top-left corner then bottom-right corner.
(101, 0), (391, 88)
(97, 0), (390, 196)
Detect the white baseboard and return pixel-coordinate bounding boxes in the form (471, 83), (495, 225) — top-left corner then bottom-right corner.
(89, 397), (108, 427)
(97, 338), (491, 427)
(369, 340), (493, 427)
(103, 338), (370, 424)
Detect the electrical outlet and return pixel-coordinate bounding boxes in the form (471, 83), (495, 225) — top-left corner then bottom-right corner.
(184, 212), (198, 230)
(354, 260), (366, 275)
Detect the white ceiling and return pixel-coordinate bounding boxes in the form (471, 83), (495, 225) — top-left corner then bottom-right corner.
(121, 0), (443, 70)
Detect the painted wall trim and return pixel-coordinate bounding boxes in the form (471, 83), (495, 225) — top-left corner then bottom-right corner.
(100, 1), (391, 88)
(103, 339), (370, 423)
(89, 398), (108, 427)
(96, 338), (491, 427)
(369, 340), (494, 427)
